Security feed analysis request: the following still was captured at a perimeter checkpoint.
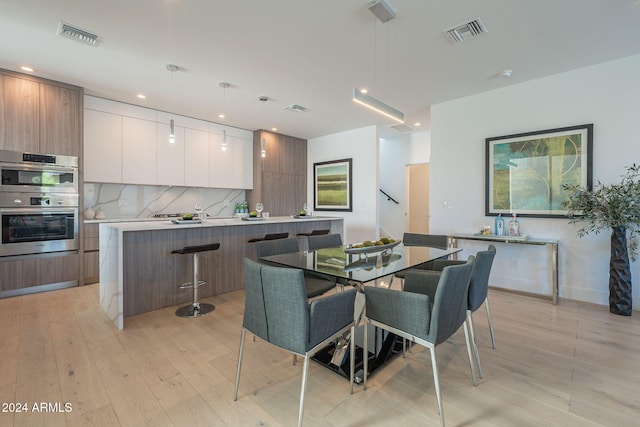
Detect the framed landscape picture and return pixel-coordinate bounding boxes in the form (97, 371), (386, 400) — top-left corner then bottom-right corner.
(485, 124), (593, 218)
(314, 158), (352, 212)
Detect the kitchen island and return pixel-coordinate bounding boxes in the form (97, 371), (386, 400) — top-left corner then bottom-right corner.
(100, 216), (343, 329)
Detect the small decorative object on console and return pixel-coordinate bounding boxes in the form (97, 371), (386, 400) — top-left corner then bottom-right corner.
(508, 213), (520, 236)
(494, 214), (504, 236)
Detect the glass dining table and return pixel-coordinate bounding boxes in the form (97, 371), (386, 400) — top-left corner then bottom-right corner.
(260, 242), (462, 382)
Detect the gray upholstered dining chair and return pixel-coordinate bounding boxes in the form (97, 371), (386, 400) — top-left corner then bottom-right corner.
(307, 233), (351, 290)
(234, 259), (357, 427)
(430, 244), (497, 379)
(363, 256), (476, 427)
(255, 237), (336, 297)
(393, 233), (449, 283)
(307, 233), (342, 251)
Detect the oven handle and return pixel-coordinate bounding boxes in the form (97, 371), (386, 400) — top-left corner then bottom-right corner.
(0, 162), (78, 173)
(0, 208), (78, 215)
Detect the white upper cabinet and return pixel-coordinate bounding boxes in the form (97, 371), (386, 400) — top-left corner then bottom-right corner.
(122, 117), (157, 185)
(83, 95), (253, 189)
(84, 109), (122, 183)
(157, 122), (185, 186)
(184, 128), (209, 187)
(209, 131), (233, 188)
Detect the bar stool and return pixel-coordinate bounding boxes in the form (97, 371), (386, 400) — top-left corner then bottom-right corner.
(171, 242), (220, 318)
(296, 229), (330, 237)
(247, 232), (289, 243)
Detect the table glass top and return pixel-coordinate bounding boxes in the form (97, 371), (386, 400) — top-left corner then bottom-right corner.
(260, 243), (462, 284)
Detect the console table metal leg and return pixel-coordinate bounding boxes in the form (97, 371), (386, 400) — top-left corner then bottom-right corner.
(551, 242), (558, 305)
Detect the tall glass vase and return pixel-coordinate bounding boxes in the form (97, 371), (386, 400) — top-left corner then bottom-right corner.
(609, 226), (632, 315)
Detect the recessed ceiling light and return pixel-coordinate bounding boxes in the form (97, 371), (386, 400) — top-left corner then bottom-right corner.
(498, 69), (513, 78)
(20, 66), (35, 72)
(360, 88), (368, 94)
(136, 94), (146, 99)
(218, 114), (225, 119)
(271, 128), (278, 131)
(414, 122), (421, 127)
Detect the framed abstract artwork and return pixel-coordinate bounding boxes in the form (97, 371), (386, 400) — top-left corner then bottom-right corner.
(485, 124), (593, 218)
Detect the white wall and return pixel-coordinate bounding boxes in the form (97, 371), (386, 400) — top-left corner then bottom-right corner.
(430, 53), (640, 306)
(379, 130), (431, 239)
(308, 126), (379, 243)
(379, 136), (409, 239)
(408, 130), (431, 164)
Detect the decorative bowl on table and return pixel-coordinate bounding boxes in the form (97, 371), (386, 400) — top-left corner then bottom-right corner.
(344, 238), (401, 258)
(343, 253), (401, 272)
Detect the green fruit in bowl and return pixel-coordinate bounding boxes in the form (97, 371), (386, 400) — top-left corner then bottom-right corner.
(299, 211), (306, 216)
(182, 213), (193, 220)
(249, 211), (258, 217)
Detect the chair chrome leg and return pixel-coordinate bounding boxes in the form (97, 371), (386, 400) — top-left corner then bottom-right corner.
(467, 311), (483, 379)
(429, 347), (445, 427)
(363, 320), (368, 391)
(233, 329), (246, 401)
(463, 321), (478, 386)
(350, 325), (355, 394)
(485, 297), (496, 349)
(298, 355), (310, 427)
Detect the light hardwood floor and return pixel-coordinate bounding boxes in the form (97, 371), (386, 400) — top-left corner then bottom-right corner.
(0, 284), (639, 426)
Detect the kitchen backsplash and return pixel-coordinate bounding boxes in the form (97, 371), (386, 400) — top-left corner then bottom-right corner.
(84, 183), (245, 219)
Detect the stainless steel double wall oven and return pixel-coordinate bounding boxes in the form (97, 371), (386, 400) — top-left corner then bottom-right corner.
(0, 150), (79, 257)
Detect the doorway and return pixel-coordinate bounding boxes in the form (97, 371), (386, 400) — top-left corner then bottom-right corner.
(406, 163), (429, 233)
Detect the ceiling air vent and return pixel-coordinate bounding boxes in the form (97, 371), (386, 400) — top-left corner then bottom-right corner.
(57, 21), (101, 46)
(389, 123), (414, 133)
(444, 17), (487, 43)
(284, 104), (307, 112)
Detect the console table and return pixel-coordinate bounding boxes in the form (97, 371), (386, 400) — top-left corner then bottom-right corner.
(448, 234), (559, 305)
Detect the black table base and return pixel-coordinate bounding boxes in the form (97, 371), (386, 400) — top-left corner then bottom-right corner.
(311, 333), (403, 384)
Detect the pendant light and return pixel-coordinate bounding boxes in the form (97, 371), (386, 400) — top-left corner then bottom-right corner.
(259, 96), (268, 158)
(166, 64), (179, 143)
(218, 82), (230, 119)
(169, 119), (176, 144)
(352, 0), (404, 123)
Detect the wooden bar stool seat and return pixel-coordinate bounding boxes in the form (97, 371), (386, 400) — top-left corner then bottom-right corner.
(171, 242), (220, 318)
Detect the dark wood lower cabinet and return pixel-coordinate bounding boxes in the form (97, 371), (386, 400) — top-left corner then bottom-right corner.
(0, 252), (80, 297)
(83, 251), (99, 284)
(83, 223), (100, 284)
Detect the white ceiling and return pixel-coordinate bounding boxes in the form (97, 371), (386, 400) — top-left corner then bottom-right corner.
(2, 0), (640, 140)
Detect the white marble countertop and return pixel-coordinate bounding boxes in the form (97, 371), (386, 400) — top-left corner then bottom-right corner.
(97, 215), (340, 232)
(84, 215), (239, 224)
